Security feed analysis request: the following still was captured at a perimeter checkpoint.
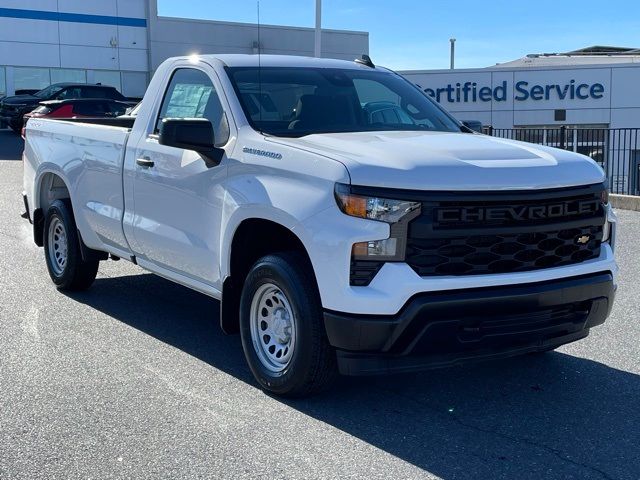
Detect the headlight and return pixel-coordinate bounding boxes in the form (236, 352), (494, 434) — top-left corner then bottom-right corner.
(335, 183), (421, 261)
(334, 183), (420, 224)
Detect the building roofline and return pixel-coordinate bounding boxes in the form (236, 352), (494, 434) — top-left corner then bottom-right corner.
(399, 61), (640, 75)
(155, 15), (368, 36)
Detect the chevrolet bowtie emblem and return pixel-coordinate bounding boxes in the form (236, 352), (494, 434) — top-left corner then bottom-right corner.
(576, 235), (591, 245)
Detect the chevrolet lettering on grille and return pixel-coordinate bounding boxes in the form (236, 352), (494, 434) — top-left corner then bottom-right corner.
(436, 200), (601, 224)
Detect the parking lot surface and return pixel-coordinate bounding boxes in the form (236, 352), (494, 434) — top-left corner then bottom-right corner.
(1, 130), (639, 479)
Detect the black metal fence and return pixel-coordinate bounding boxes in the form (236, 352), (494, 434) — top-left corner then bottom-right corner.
(484, 126), (640, 195)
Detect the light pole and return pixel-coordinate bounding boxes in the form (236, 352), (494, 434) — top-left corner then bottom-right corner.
(315, 0), (322, 57)
(450, 38), (456, 69)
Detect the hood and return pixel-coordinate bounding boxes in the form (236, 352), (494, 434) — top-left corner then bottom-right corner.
(1, 95), (40, 106)
(269, 131), (605, 191)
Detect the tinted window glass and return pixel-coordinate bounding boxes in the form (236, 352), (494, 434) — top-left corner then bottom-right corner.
(35, 84), (64, 99)
(80, 87), (124, 100)
(227, 67), (461, 137)
(56, 87), (82, 100)
(71, 101), (128, 117)
(156, 68), (229, 146)
(72, 101), (106, 116)
(107, 102), (128, 116)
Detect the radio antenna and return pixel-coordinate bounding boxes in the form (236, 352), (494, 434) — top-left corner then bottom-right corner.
(257, 0), (263, 130)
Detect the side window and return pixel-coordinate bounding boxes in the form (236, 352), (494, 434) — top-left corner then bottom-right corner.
(81, 87), (109, 99)
(73, 101), (108, 116)
(56, 87), (82, 100)
(156, 68), (230, 146)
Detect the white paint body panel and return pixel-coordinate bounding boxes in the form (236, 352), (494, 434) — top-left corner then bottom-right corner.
(23, 54), (618, 317)
(271, 131), (606, 191)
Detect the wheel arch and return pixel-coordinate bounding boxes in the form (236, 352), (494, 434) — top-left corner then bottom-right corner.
(220, 216), (316, 334)
(33, 169), (72, 247)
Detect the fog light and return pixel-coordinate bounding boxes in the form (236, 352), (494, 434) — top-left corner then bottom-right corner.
(352, 238), (398, 260)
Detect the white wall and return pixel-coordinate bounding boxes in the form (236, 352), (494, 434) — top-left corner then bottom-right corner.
(0, 0), (369, 97)
(149, 17), (369, 72)
(0, 0), (148, 96)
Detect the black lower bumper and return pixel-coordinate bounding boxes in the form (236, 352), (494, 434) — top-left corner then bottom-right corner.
(0, 115), (20, 130)
(324, 273), (615, 376)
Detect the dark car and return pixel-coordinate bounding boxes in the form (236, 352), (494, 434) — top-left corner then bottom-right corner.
(21, 99), (132, 138)
(0, 83), (129, 133)
(14, 89), (40, 96)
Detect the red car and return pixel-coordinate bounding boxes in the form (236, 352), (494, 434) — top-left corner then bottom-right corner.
(22, 99), (131, 138)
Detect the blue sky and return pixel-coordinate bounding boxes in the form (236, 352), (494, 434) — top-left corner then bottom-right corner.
(157, 1), (640, 70)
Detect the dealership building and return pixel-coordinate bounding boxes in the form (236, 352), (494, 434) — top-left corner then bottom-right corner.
(402, 47), (640, 194)
(0, 0), (368, 98)
(401, 47), (640, 130)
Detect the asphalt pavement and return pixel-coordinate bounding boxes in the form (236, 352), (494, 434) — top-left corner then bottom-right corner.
(1, 129), (639, 479)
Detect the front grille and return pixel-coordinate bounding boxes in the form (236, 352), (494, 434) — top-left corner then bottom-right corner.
(407, 225), (602, 276)
(406, 184), (605, 277)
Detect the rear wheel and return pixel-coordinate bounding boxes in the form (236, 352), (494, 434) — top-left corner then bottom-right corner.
(239, 252), (337, 397)
(43, 199), (99, 291)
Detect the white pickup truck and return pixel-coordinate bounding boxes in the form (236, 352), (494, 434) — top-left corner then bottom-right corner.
(23, 54), (617, 397)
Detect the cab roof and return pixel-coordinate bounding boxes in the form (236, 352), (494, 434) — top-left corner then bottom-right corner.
(196, 54), (382, 70)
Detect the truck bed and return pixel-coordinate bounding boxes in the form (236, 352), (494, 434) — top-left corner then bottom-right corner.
(24, 117), (132, 257)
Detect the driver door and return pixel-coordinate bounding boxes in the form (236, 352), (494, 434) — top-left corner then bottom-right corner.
(128, 66), (232, 290)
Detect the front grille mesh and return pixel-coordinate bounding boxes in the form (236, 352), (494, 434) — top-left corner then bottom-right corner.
(404, 186), (605, 278)
(406, 225), (602, 276)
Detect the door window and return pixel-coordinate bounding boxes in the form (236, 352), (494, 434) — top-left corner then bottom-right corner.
(156, 68), (229, 146)
(80, 86), (124, 100)
(56, 87), (83, 100)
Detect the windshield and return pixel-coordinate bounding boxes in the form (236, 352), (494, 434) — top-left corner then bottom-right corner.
(34, 84), (64, 99)
(227, 67), (462, 137)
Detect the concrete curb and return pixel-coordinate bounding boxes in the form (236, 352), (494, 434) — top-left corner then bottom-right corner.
(610, 194), (640, 211)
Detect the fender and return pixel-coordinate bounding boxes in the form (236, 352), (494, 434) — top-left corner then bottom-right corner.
(220, 205), (309, 281)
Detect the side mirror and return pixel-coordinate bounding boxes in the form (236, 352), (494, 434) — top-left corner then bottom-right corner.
(159, 118), (224, 165)
(462, 120), (483, 133)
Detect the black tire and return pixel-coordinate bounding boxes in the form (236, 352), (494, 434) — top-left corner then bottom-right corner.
(43, 199), (99, 291)
(529, 346), (557, 355)
(239, 252), (337, 397)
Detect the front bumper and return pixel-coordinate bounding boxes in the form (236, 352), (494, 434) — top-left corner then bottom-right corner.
(0, 114), (21, 129)
(324, 272), (615, 375)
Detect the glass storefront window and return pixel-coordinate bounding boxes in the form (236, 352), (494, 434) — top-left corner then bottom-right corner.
(0, 67), (6, 97)
(14, 67), (51, 92)
(50, 69), (86, 85)
(93, 71), (122, 93)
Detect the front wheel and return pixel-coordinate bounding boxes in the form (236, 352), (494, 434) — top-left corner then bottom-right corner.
(239, 252), (337, 397)
(43, 199), (99, 291)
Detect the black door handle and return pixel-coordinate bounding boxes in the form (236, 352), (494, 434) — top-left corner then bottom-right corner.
(136, 157), (155, 168)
